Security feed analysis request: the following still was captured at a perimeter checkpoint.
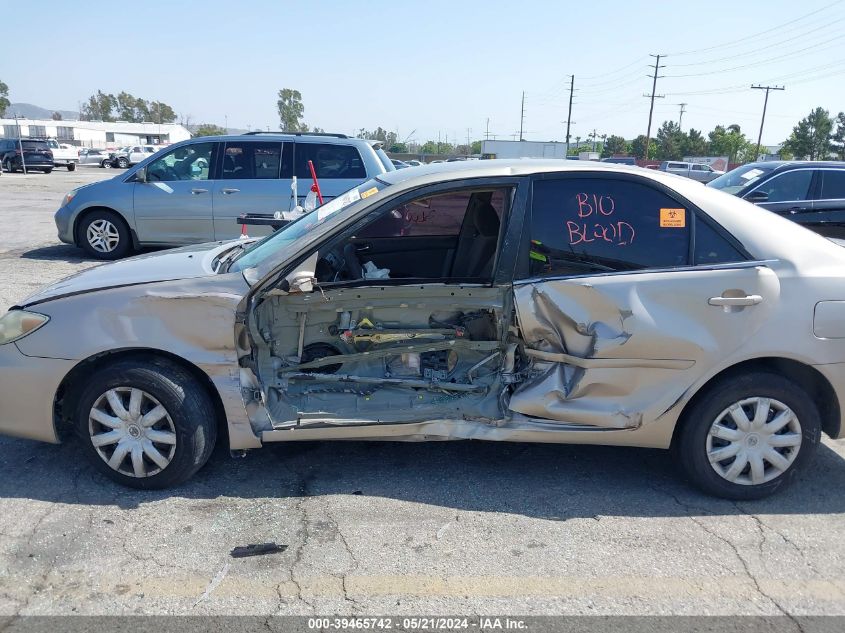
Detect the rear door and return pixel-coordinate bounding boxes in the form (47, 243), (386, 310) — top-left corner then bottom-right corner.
(211, 140), (291, 240)
(799, 168), (845, 238)
(509, 174), (778, 429)
(133, 141), (218, 244)
(294, 141), (367, 203)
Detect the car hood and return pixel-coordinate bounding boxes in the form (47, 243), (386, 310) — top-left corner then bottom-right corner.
(18, 242), (240, 307)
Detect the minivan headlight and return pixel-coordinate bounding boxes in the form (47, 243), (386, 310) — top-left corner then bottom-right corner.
(0, 310), (50, 345)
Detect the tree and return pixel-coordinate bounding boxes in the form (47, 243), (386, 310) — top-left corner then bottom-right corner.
(783, 107), (834, 160)
(655, 121), (686, 161)
(683, 128), (709, 157)
(277, 88), (307, 132)
(150, 101), (176, 123)
(389, 142), (408, 153)
(80, 90), (117, 121)
(420, 140), (453, 155)
(708, 124), (753, 163)
(0, 80), (8, 117)
(470, 140), (482, 154)
(631, 135), (656, 159)
(51, 111), (63, 121)
(193, 123), (227, 137)
(356, 127), (398, 149)
(602, 135), (628, 157)
(832, 112), (845, 161)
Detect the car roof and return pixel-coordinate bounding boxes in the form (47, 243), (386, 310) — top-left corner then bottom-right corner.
(745, 160), (845, 170)
(184, 133), (375, 147)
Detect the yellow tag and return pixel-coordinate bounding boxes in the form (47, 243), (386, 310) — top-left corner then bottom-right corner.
(360, 187), (379, 199)
(660, 208), (685, 228)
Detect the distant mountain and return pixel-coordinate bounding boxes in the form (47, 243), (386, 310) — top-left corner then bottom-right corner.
(5, 103), (79, 121)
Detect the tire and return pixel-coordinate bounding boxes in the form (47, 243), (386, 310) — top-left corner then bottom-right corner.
(74, 357), (217, 489)
(68, 162), (76, 172)
(117, 157), (129, 168)
(78, 209), (133, 260)
(43, 168), (53, 174)
(674, 371), (821, 500)
(4, 159), (16, 173)
(101, 159), (112, 169)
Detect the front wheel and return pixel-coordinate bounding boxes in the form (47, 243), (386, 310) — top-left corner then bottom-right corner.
(74, 358), (218, 489)
(117, 157), (129, 168)
(674, 372), (820, 500)
(43, 168), (53, 174)
(78, 209), (133, 259)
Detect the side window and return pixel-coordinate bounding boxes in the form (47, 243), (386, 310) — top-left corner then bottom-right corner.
(752, 170), (813, 202)
(526, 178), (690, 278)
(694, 218), (746, 265)
(358, 190), (505, 238)
(221, 142), (282, 180)
(146, 142), (215, 182)
(819, 170), (845, 200)
(296, 143), (365, 179)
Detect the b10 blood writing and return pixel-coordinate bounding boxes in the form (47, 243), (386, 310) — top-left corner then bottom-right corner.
(567, 193), (635, 246)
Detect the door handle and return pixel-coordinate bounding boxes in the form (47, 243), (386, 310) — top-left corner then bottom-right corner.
(708, 295), (763, 307)
(191, 188), (208, 195)
(787, 206), (802, 214)
(221, 188), (240, 195)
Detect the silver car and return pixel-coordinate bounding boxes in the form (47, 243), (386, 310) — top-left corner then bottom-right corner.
(54, 133), (394, 260)
(4, 160), (845, 498)
(78, 148), (114, 168)
(659, 161), (725, 183)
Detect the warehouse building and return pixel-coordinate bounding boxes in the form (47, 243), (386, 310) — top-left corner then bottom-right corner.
(0, 118), (191, 149)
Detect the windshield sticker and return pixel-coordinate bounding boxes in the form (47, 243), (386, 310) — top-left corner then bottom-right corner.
(741, 168), (764, 180)
(317, 187), (361, 221)
(360, 187), (379, 199)
(660, 208), (686, 228)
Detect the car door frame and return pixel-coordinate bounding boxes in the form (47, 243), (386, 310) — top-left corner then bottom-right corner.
(742, 167), (819, 217)
(797, 167), (845, 238)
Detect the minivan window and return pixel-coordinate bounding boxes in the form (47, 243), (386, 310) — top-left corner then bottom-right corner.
(146, 142), (215, 182)
(295, 143), (365, 179)
(222, 141), (283, 180)
(819, 170), (845, 200)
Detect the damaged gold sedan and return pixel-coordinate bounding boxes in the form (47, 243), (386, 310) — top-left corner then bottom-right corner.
(2, 160), (844, 498)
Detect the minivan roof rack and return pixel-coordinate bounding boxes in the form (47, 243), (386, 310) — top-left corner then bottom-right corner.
(243, 131), (348, 138)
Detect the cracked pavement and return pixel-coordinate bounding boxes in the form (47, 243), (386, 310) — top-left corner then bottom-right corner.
(0, 170), (844, 616)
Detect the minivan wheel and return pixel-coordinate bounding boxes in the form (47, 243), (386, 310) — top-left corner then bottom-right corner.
(78, 210), (132, 259)
(74, 358), (217, 489)
(675, 372), (820, 500)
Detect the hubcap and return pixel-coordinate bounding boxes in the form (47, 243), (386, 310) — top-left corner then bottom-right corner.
(86, 219), (120, 253)
(707, 397), (802, 486)
(88, 387), (177, 478)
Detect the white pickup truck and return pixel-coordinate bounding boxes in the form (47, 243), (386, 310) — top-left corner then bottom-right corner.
(46, 139), (79, 171)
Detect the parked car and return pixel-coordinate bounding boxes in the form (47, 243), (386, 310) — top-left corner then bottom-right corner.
(659, 161), (724, 183)
(391, 159), (410, 169)
(7, 159), (845, 497)
(55, 133), (395, 259)
(44, 139), (79, 171)
(113, 145), (157, 168)
(407, 160), (423, 167)
(0, 139), (54, 173)
(601, 157), (637, 166)
(78, 148), (114, 168)
(708, 161), (845, 239)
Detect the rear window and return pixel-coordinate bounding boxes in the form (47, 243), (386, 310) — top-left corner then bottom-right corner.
(295, 143), (365, 179)
(22, 141), (49, 151)
(819, 170), (845, 200)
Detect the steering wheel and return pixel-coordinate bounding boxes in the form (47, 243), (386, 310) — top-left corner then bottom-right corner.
(148, 165), (179, 182)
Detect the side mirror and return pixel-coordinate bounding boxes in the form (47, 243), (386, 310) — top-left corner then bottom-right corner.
(283, 252), (319, 294)
(135, 167), (147, 183)
(745, 190), (768, 203)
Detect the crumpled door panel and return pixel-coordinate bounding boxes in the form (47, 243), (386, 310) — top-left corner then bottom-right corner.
(508, 267), (779, 429)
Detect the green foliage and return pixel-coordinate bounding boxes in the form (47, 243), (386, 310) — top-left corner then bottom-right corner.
(683, 128), (708, 157)
(832, 112), (845, 161)
(420, 140), (454, 155)
(471, 140), (482, 154)
(81, 90), (117, 121)
(149, 101), (177, 123)
(631, 135), (656, 159)
(51, 111), (62, 121)
(193, 123), (227, 137)
(0, 80), (8, 118)
(783, 107), (834, 160)
(656, 121), (685, 160)
(389, 142), (408, 153)
(277, 88), (307, 132)
(602, 135), (628, 158)
(81, 91), (176, 123)
(356, 127), (398, 150)
(708, 124), (754, 163)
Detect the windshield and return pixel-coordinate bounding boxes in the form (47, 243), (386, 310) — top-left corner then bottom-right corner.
(708, 164), (774, 194)
(229, 178), (389, 273)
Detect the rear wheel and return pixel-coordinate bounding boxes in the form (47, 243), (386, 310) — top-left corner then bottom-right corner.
(675, 372), (820, 499)
(3, 158), (15, 173)
(78, 209), (132, 259)
(74, 358), (217, 489)
(67, 162), (76, 172)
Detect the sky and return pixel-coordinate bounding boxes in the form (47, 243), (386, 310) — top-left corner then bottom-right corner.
(4, 0), (844, 147)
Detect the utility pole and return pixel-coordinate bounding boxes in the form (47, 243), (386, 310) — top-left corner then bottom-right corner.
(678, 103), (687, 131)
(643, 54), (666, 161)
(485, 118), (490, 140)
(590, 129), (598, 152)
(565, 75), (575, 155)
(751, 84), (784, 160)
(518, 91), (526, 141)
(466, 128), (472, 155)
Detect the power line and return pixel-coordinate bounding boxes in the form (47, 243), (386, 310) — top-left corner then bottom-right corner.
(668, 0), (842, 56)
(751, 85), (785, 159)
(644, 54), (666, 160)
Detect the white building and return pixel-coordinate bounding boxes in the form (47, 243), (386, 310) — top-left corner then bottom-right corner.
(0, 118), (192, 149)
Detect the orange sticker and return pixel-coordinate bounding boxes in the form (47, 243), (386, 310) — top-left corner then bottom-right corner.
(660, 208), (685, 228)
(360, 187), (379, 199)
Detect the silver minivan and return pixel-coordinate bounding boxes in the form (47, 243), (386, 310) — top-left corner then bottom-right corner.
(54, 133), (394, 259)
